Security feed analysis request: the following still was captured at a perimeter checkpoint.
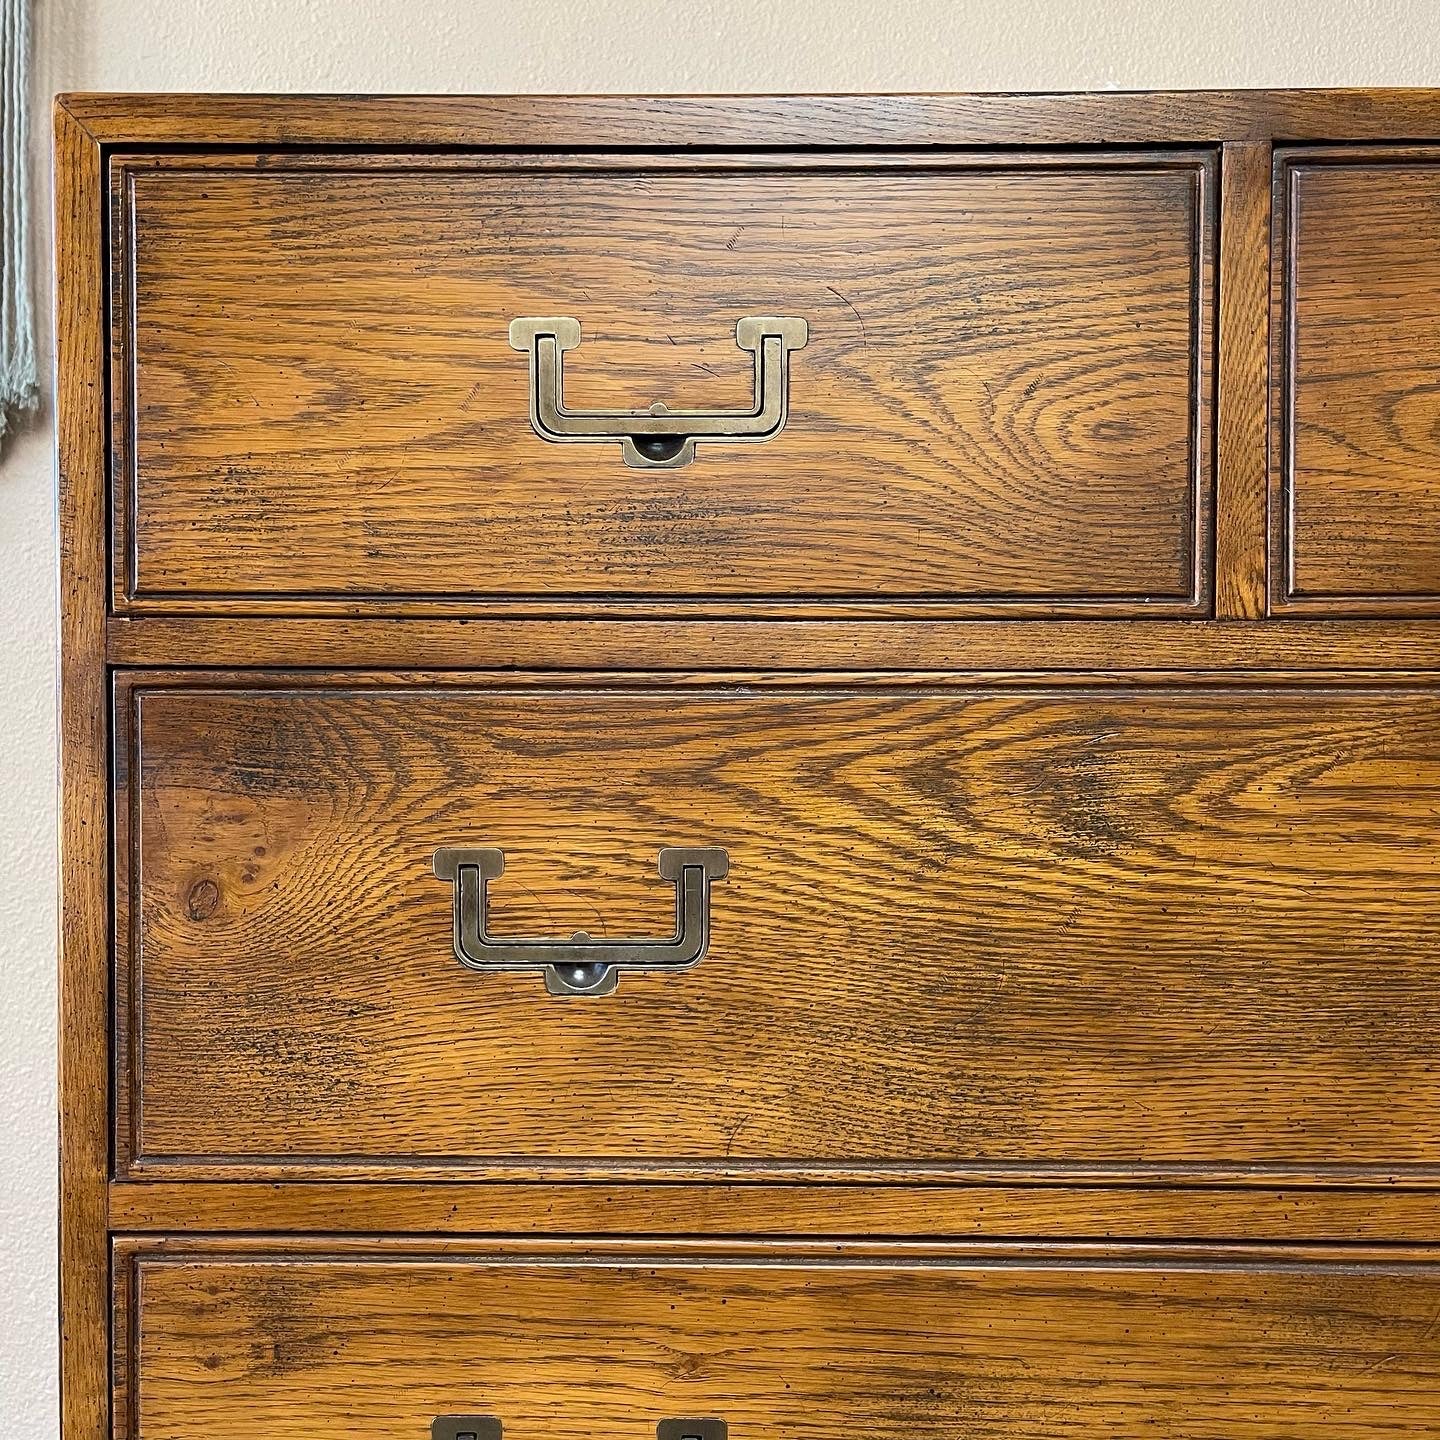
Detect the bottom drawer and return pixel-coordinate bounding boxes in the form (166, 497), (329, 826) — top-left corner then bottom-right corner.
(117, 1240), (1440, 1437)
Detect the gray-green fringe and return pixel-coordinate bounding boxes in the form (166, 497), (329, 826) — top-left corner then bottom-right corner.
(1, 0), (35, 441)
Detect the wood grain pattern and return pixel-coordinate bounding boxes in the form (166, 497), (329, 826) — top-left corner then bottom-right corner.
(1214, 142), (1270, 618)
(116, 1239), (1440, 1439)
(105, 616), (1440, 672)
(56, 87), (1440, 148)
(107, 1179), (1440, 1242)
(1276, 150), (1440, 613)
(54, 100), (112, 1440)
(113, 152), (1211, 614)
(59, 93), (1440, 1440)
(117, 674), (1440, 1179)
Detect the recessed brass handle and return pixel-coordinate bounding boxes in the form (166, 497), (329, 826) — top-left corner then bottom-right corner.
(433, 1421), (726, 1440)
(508, 315), (807, 468)
(432, 1420), (502, 1440)
(432, 847), (729, 996)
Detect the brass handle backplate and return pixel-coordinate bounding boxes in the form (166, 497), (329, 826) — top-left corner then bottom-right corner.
(433, 1421), (726, 1440)
(508, 315), (807, 468)
(431, 847), (729, 996)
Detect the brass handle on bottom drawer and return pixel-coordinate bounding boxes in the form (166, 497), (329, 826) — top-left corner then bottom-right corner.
(431, 846), (729, 997)
(508, 314), (808, 468)
(433, 1422), (726, 1440)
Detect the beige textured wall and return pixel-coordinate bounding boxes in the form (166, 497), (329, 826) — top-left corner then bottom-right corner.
(5, 1), (1440, 1431)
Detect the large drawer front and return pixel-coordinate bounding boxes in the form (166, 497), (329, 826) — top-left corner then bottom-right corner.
(115, 675), (1440, 1180)
(111, 151), (1212, 615)
(1276, 149), (1440, 614)
(117, 1241), (1440, 1438)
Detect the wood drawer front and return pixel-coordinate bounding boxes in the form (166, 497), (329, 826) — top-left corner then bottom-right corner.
(1276, 150), (1440, 614)
(115, 674), (1440, 1182)
(116, 1241), (1440, 1439)
(111, 151), (1213, 617)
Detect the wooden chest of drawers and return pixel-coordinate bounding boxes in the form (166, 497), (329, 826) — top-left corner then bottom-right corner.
(58, 92), (1440, 1439)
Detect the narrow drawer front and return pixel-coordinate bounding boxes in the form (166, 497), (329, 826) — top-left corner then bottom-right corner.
(1276, 150), (1440, 613)
(117, 1243), (1440, 1438)
(111, 150), (1212, 615)
(115, 675), (1440, 1181)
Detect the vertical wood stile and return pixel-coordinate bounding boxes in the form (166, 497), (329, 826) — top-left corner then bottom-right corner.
(1215, 140), (1273, 618)
(55, 100), (111, 1440)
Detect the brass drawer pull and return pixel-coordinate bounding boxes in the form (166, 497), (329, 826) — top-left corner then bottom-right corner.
(432, 1421), (502, 1440)
(433, 1422), (726, 1440)
(508, 314), (807, 468)
(431, 846), (729, 996)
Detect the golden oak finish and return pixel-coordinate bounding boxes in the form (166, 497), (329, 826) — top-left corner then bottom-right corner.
(57, 92), (1440, 1440)
(113, 152), (1211, 614)
(106, 1180), (1440, 1242)
(1275, 149), (1440, 613)
(106, 616), (1440, 671)
(58, 88), (1440, 147)
(1214, 142), (1270, 618)
(55, 103), (112, 1440)
(116, 1239), (1440, 1439)
(118, 674), (1440, 1179)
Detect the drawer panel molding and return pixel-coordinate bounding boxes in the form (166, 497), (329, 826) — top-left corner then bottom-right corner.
(114, 1239), (1440, 1440)
(111, 150), (1214, 616)
(1274, 147), (1440, 614)
(114, 673), (1440, 1182)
